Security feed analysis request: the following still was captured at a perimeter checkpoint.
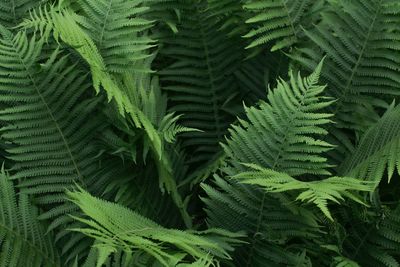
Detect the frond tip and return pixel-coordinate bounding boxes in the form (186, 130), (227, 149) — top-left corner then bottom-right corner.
(223, 58), (335, 176)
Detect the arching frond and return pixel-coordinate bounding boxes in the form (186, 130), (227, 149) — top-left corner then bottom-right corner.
(68, 187), (244, 267)
(235, 163), (375, 220)
(0, 169), (60, 267)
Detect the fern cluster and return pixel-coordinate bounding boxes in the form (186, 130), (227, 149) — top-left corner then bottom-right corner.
(0, 0), (400, 266)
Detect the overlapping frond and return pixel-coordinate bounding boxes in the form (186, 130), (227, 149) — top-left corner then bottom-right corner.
(342, 205), (400, 266)
(291, 0), (400, 131)
(0, 169), (60, 267)
(339, 103), (400, 183)
(73, 0), (156, 73)
(202, 175), (319, 267)
(243, 0), (323, 51)
(202, 61), (334, 266)
(223, 59), (334, 176)
(0, 28), (122, 262)
(68, 187), (243, 267)
(158, 1), (244, 164)
(0, 0), (45, 27)
(235, 163), (375, 220)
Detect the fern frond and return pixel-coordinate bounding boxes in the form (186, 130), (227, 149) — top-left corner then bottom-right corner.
(202, 175), (319, 266)
(223, 59), (334, 176)
(0, 0), (46, 27)
(243, 0), (321, 51)
(73, 0), (156, 73)
(234, 163), (375, 220)
(339, 103), (400, 183)
(291, 0), (400, 131)
(0, 28), (125, 262)
(159, 1), (244, 165)
(0, 168), (60, 267)
(342, 206), (400, 266)
(68, 187), (244, 267)
(202, 60), (337, 266)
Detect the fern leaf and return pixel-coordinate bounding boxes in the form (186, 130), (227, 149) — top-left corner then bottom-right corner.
(243, 0), (321, 51)
(339, 103), (400, 183)
(0, 168), (60, 267)
(234, 163), (375, 220)
(158, 1), (244, 165)
(291, 0), (400, 132)
(223, 58), (334, 176)
(68, 187), (244, 267)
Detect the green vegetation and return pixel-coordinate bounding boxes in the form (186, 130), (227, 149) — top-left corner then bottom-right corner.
(0, 0), (400, 266)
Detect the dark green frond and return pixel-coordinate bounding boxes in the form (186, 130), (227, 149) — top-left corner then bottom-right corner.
(243, 0), (322, 51)
(0, 0), (46, 27)
(202, 175), (319, 267)
(0, 28), (119, 262)
(291, 0), (400, 131)
(159, 1), (244, 165)
(342, 205), (400, 267)
(0, 168), (60, 267)
(339, 103), (400, 183)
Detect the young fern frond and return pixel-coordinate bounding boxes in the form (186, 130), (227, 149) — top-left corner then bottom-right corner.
(0, 169), (60, 267)
(234, 163), (375, 220)
(68, 187), (244, 267)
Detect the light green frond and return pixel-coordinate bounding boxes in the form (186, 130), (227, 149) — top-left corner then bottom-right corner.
(223, 59), (334, 176)
(291, 0), (400, 132)
(234, 163), (375, 220)
(68, 187), (244, 267)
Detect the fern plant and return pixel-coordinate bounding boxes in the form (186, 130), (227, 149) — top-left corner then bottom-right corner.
(1, 0), (400, 266)
(0, 168), (60, 267)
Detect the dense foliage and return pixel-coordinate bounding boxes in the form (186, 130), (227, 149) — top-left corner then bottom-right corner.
(1, 0), (400, 266)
